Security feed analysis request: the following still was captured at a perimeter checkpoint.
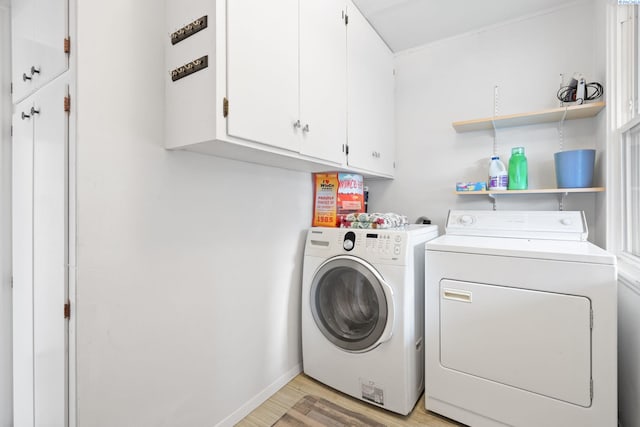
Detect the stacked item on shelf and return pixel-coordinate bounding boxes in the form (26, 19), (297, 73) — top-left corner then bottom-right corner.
(340, 212), (408, 229)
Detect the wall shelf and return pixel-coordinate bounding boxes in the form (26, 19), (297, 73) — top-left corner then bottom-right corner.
(452, 101), (605, 133)
(455, 187), (605, 211)
(455, 187), (605, 196)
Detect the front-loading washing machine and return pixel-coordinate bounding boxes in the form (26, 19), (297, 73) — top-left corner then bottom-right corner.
(302, 224), (438, 415)
(425, 210), (617, 427)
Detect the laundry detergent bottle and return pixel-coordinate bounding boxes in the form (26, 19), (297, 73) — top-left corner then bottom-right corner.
(488, 156), (508, 190)
(508, 147), (528, 190)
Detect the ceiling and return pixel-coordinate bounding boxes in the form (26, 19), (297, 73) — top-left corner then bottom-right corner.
(0, 1), (588, 50)
(353, 0), (589, 52)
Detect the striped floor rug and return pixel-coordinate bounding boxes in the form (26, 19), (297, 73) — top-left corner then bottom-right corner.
(272, 395), (386, 427)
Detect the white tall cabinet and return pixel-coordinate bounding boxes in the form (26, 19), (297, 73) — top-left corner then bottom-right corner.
(11, 1), (69, 425)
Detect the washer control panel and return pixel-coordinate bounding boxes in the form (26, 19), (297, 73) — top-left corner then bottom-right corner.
(336, 230), (405, 259)
(362, 232), (403, 256)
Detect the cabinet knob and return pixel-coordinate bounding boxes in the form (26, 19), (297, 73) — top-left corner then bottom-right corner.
(30, 107), (40, 116)
(302, 124), (309, 133)
(22, 73), (32, 81)
(293, 120), (301, 129)
(30, 66), (40, 75)
(21, 111), (31, 120)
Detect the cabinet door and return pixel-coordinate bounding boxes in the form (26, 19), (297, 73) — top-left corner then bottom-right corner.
(12, 96), (35, 427)
(11, 0), (68, 103)
(226, 0), (299, 152)
(12, 79), (68, 427)
(346, 2), (395, 177)
(11, 0), (36, 104)
(299, 0), (346, 164)
(32, 79), (68, 426)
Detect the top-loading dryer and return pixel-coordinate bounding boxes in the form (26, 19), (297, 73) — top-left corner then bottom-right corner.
(302, 224), (438, 415)
(425, 210), (617, 427)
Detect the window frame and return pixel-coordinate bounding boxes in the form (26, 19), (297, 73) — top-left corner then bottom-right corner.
(608, 2), (640, 284)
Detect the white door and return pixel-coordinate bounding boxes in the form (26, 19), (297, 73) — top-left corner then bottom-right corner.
(11, 0), (68, 103)
(12, 78), (68, 427)
(346, 2), (395, 176)
(12, 96), (36, 427)
(226, 0), (300, 152)
(440, 279), (592, 407)
(11, 0), (35, 104)
(299, 0), (346, 164)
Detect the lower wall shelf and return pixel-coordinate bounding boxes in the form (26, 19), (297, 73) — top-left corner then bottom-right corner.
(455, 187), (605, 211)
(455, 187), (605, 196)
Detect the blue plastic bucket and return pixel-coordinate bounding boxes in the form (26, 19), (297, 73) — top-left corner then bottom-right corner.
(554, 149), (596, 188)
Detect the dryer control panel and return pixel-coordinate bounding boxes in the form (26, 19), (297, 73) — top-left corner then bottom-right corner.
(446, 210), (588, 241)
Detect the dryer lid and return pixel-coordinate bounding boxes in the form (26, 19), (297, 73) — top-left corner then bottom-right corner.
(427, 234), (616, 265)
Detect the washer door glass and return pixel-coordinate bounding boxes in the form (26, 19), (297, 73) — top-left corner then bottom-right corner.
(310, 256), (390, 352)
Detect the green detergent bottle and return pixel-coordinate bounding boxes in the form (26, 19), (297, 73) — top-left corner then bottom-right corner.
(508, 147), (528, 190)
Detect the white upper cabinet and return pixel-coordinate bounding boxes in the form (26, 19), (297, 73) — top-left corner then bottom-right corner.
(227, 0), (346, 163)
(299, 0), (347, 164)
(226, 0), (300, 152)
(346, 1), (395, 177)
(11, 0), (69, 103)
(165, 0), (393, 178)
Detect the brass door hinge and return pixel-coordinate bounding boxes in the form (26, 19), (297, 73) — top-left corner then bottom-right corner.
(64, 96), (70, 112)
(223, 97), (229, 117)
(64, 37), (70, 54)
(64, 301), (71, 319)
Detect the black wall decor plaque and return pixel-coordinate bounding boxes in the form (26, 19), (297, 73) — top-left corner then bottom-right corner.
(171, 55), (208, 82)
(171, 16), (208, 45)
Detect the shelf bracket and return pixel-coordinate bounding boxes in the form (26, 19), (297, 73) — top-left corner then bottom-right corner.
(488, 193), (498, 210)
(558, 192), (568, 211)
(557, 107), (568, 152)
(492, 85), (499, 155)
(559, 73), (565, 108)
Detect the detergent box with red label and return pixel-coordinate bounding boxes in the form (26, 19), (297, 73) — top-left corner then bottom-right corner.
(312, 173), (365, 227)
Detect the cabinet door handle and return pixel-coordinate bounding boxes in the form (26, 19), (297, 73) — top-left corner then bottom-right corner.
(30, 66), (40, 75)
(21, 112), (31, 120)
(302, 124), (309, 133)
(293, 120), (301, 130)
(22, 73), (32, 81)
(30, 107), (40, 116)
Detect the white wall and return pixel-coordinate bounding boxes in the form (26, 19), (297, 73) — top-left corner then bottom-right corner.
(75, 1), (309, 425)
(367, 1), (606, 245)
(0, 6), (12, 427)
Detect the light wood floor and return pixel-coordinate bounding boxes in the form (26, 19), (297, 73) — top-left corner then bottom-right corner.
(236, 374), (465, 427)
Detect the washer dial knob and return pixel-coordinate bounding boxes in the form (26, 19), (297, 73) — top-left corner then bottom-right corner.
(343, 231), (356, 251)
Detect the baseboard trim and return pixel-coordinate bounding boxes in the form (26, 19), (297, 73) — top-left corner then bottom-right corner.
(215, 363), (302, 427)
